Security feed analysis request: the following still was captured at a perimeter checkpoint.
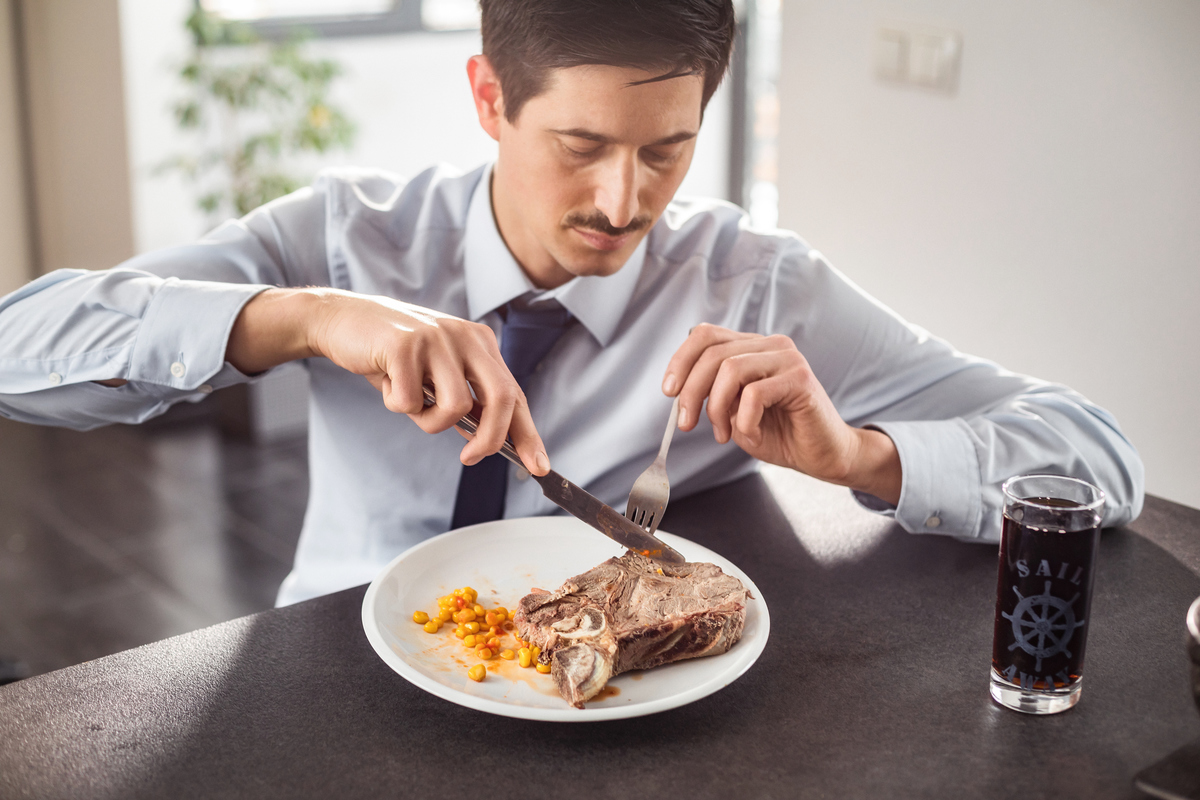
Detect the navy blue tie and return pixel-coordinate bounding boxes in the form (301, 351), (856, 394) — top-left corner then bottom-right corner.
(450, 300), (573, 529)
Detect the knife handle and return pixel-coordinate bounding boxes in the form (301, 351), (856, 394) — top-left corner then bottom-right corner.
(421, 385), (527, 470)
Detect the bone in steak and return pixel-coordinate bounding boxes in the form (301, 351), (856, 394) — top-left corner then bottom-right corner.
(514, 551), (748, 708)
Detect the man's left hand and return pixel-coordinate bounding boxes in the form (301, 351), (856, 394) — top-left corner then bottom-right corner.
(663, 324), (902, 505)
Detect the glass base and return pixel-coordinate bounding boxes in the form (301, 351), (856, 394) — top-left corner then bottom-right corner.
(989, 672), (1081, 714)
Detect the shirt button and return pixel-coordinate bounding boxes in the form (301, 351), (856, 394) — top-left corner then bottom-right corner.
(198, 384), (213, 394)
(514, 466), (530, 481)
(48, 372), (62, 385)
(926, 515), (941, 528)
(170, 362), (186, 378)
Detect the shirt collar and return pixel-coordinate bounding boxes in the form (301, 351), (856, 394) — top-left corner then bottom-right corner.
(463, 164), (646, 347)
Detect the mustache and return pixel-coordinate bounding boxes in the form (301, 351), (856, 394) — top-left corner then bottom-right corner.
(563, 211), (653, 237)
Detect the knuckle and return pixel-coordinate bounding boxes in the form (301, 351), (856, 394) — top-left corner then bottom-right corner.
(692, 322), (722, 344)
(496, 381), (523, 408)
(766, 333), (795, 350)
(449, 396), (474, 419)
(473, 321), (499, 344)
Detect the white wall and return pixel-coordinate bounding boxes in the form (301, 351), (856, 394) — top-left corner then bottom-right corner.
(777, 0), (1200, 509)
(0, 0), (31, 295)
(120, 0), (731, 253)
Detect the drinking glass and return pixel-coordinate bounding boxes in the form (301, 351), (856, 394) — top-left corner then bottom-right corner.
(990, 474), (1105, 714)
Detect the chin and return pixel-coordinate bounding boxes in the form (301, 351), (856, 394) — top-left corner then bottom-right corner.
(555, 238), (642, 279)
(559, 252), (629, 279)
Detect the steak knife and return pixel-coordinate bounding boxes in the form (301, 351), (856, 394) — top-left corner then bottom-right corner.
(422, 387), (686, 564)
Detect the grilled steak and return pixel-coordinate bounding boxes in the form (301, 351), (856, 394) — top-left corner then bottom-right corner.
(514, 552), (748, 708)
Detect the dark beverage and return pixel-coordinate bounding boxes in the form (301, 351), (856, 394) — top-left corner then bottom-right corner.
(991, 496), (1101, 693)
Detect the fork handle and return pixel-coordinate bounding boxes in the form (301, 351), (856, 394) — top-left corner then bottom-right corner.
(421, 385), (526, 469)
(656, 395), (681, 461)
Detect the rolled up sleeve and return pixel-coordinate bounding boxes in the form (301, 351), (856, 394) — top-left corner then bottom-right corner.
(758, 239), (1144, 542)
(0, 183), (330, 429)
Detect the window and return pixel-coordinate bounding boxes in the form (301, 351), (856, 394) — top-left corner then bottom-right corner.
(197, 0), (480, 37)
(730, 0), (780, 226)
(202, 0), (397, 19)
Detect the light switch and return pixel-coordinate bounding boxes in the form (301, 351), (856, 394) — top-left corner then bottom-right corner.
(910, 32), (962, 91)
(875, 24), (962, 94)
(874, 29), (908, 82)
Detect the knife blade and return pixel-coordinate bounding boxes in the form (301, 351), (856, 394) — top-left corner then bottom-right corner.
(422, 386), (686, 564)
(530, 470), (685, 563)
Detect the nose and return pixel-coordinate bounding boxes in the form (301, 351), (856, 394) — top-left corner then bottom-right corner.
(592, 152), (639, 229)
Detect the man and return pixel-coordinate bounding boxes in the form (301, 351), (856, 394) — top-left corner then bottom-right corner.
(0, 0), (1142, 605)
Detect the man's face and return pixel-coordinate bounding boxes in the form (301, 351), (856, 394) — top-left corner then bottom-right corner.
(487, 64), (704, 288)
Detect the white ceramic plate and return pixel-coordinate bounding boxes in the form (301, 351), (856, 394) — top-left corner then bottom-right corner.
(361, 516), (769, 722)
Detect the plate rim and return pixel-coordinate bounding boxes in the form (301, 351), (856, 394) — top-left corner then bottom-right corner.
(360, 517), (770, 722)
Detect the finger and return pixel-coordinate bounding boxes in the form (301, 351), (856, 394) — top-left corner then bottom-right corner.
(677, 336), (789, 432)
(661, 323), (753, 398)
(505, 394), (550, 476)
(381, 367), (426, 416)
(734, 372), (798, 448)
(460, 362), (520, 466)
(707, 350), (794, 443)
(409, 364), (475, 436)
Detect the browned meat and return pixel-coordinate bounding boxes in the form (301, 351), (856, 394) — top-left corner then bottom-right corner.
(514, 552), (748, 708)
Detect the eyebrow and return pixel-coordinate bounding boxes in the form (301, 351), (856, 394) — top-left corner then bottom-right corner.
(549, 128), (698, 147)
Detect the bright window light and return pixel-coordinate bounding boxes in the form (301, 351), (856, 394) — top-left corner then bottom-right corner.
(421, 0), (480, 30)
(200, 0), (396, 20)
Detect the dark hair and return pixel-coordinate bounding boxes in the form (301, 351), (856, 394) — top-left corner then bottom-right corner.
(480, 0), (736, 123)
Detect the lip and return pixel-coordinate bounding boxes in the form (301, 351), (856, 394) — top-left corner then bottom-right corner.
(572, 227), (632, 252)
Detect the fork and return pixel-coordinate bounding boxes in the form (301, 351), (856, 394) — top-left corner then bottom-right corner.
(625, 395), (681, 535)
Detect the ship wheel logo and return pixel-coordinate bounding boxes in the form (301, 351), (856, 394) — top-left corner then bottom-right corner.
(1002, 581), (1086, 671)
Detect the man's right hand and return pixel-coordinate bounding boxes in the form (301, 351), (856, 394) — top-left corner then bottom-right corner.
(226, 287), (550, 476)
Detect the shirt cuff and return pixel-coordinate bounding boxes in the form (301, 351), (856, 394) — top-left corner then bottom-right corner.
(127, 278), (269, 390)
(854, 418), (984, 539)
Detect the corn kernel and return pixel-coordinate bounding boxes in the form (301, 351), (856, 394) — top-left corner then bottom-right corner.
(486, 637), (501, 650)
(464, 621), (480, 634)
(439, 595), (456, 607)
(517, 648), (532, 668)
(472, 604), (484, 616)
(437, 609), (454, 623)
(463, 634), (477, 647)
(412, 611), (430, 625)
(536, 662), (551, 674)
(454, 627), (467, 639)
(453, 609), (477, 624)
(467, 664), (486, 682)
(423, 620), (441, 634)
(476, 647), (494, 660)
(485, 611), (499, 627)
(488, 626), (502, 637)
(530, 646), (541, 660)
(499, 649), (515, 660)
(495, 607), (509, 617)
(454, 597), (466, 610)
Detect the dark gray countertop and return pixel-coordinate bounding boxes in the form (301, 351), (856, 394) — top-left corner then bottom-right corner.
(2, 470), (1198, 799)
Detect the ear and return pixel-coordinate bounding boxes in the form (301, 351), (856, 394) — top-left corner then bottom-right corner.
(467, 55), (505, 142)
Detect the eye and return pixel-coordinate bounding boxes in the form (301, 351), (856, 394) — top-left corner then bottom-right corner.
(561, 141), (600, 159)
(641, 146), (682, 166)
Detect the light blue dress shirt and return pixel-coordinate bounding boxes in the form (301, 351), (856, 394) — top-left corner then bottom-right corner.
(0, 163), (1144, 605)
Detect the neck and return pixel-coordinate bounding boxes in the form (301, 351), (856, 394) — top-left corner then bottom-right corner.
(490, 163), (574, 290)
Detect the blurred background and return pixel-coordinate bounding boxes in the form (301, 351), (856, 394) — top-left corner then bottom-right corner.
(0, 0), (1195, 679)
